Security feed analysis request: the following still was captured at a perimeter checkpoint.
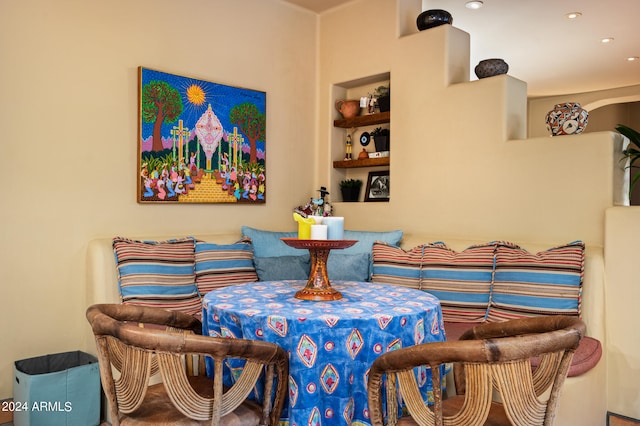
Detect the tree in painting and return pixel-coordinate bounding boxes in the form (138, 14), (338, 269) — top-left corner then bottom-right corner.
(141, 81), (184, 152)
(230, 102), (265, 164)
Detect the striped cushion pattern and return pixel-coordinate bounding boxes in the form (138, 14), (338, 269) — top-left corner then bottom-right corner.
(195, 240), (258, 295)
(112, 237), (200, 315)
(371, 242), (425, 289)
(421, 243), (497, 323)
(488, 241), (584, 322)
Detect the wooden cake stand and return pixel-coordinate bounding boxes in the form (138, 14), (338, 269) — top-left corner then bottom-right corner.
(281, 238), (357, 301)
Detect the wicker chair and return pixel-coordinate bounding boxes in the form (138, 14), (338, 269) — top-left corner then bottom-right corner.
(86, 303), (289, 426)
(368, 316), (585, 426)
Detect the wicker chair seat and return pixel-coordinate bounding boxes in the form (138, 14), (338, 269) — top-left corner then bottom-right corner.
(395, 397), (511, 426)
(118, 376), (262, 426)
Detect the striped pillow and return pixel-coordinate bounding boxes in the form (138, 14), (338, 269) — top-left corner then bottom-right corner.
(488, 241), (585, 322)
(195, 240), (258, 295)
(421, 243), (498, 323)
(371, 242), (425, 289)
(112, 237), (200, 316)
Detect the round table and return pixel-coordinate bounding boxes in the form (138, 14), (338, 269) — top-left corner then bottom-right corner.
(202, 280), (445, 426)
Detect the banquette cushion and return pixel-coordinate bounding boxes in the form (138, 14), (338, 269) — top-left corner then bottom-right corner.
(112, 237), (201, 316)
(371, 240), (585, 323)
(113, 236), (261, 316)
(489, 241), (585, 321)
(371, 242), (498, 323)
(371, 239), (599, 376)
(194, 239), (258, 294)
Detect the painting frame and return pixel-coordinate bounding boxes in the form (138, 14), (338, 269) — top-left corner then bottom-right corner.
(364, 170), (390, 202)
(138, 67), (266, 204)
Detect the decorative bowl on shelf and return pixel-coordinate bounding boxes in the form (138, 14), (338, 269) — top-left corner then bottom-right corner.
(416, 9), (453, 31)
(474, 58), (509, 79)
(545, 102), (589, 136)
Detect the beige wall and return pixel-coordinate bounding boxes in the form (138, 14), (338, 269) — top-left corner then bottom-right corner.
(586, 103), (634, 133)
(2, 0), (639, 419)
(317, 0), (622, 246)
(0, 0), (317, 398)
(605, 207), (640, 418)
(316, 0), (636, 420)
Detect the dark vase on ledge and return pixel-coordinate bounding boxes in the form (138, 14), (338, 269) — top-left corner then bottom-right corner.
(474, 58), (509, 79)
(416, 9), (453, 31)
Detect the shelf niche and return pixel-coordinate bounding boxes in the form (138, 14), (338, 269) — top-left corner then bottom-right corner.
(331, 73), (391, 203)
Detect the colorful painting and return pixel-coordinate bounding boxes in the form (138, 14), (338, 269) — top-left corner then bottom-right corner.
(138, 67), (266, 203)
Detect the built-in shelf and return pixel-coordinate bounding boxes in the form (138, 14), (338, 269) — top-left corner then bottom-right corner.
(333, 111), (390, 128)
(333, 157), (390, 168)
(331, 77), (390, 202)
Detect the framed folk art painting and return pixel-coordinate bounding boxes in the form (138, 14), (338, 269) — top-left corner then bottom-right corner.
(138, 67), (266, 203)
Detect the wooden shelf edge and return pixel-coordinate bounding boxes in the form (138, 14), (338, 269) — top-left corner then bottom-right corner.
(333, 111), (390, 128)
(333, 157), (390, 168)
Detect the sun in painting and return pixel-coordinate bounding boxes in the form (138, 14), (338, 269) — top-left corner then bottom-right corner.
(186, 84), (206, 106)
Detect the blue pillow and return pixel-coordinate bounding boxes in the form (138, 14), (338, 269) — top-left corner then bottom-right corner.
(241, 227), (403, 283)
(241, 226), (298, 257)
(253, 255), (311, 281)
(241, 226), (403, 256)
(341, 230), (403, 254)
(327, 253), (371, 281)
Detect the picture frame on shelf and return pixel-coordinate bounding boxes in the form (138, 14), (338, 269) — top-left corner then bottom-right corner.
(364, 170), (390, 202)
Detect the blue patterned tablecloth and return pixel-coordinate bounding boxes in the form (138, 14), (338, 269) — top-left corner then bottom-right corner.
(202, 280), (445, 426)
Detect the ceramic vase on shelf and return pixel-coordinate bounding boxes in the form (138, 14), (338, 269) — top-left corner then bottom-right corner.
(545, 102), (589, 136)
(335, 99), (361, 119)
(416, 9), (452, 31)
(474, 58), (509, 79)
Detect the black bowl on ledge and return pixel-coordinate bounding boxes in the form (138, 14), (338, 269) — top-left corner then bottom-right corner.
(416, 9), (453, 31)
(475, 58), (509, 79)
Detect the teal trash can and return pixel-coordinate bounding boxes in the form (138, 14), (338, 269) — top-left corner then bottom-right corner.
(13, 350), (100, 426)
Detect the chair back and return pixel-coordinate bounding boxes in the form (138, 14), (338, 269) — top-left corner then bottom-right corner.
(368, 315), (585, 426)
(86, 303), (288, 426)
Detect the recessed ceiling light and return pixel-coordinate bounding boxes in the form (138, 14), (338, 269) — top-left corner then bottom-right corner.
(565, 12), (582, 19)
(627, 56), (639, 62)
(465, 1), (484, 9)
(601, 37), (615, 44)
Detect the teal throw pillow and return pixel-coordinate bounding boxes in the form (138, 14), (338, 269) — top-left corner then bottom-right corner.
(341, 229), (403, 254)
(253, 255), (311, 281)
(327, 252), (370, 281)
(241, 226), (298, 257)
